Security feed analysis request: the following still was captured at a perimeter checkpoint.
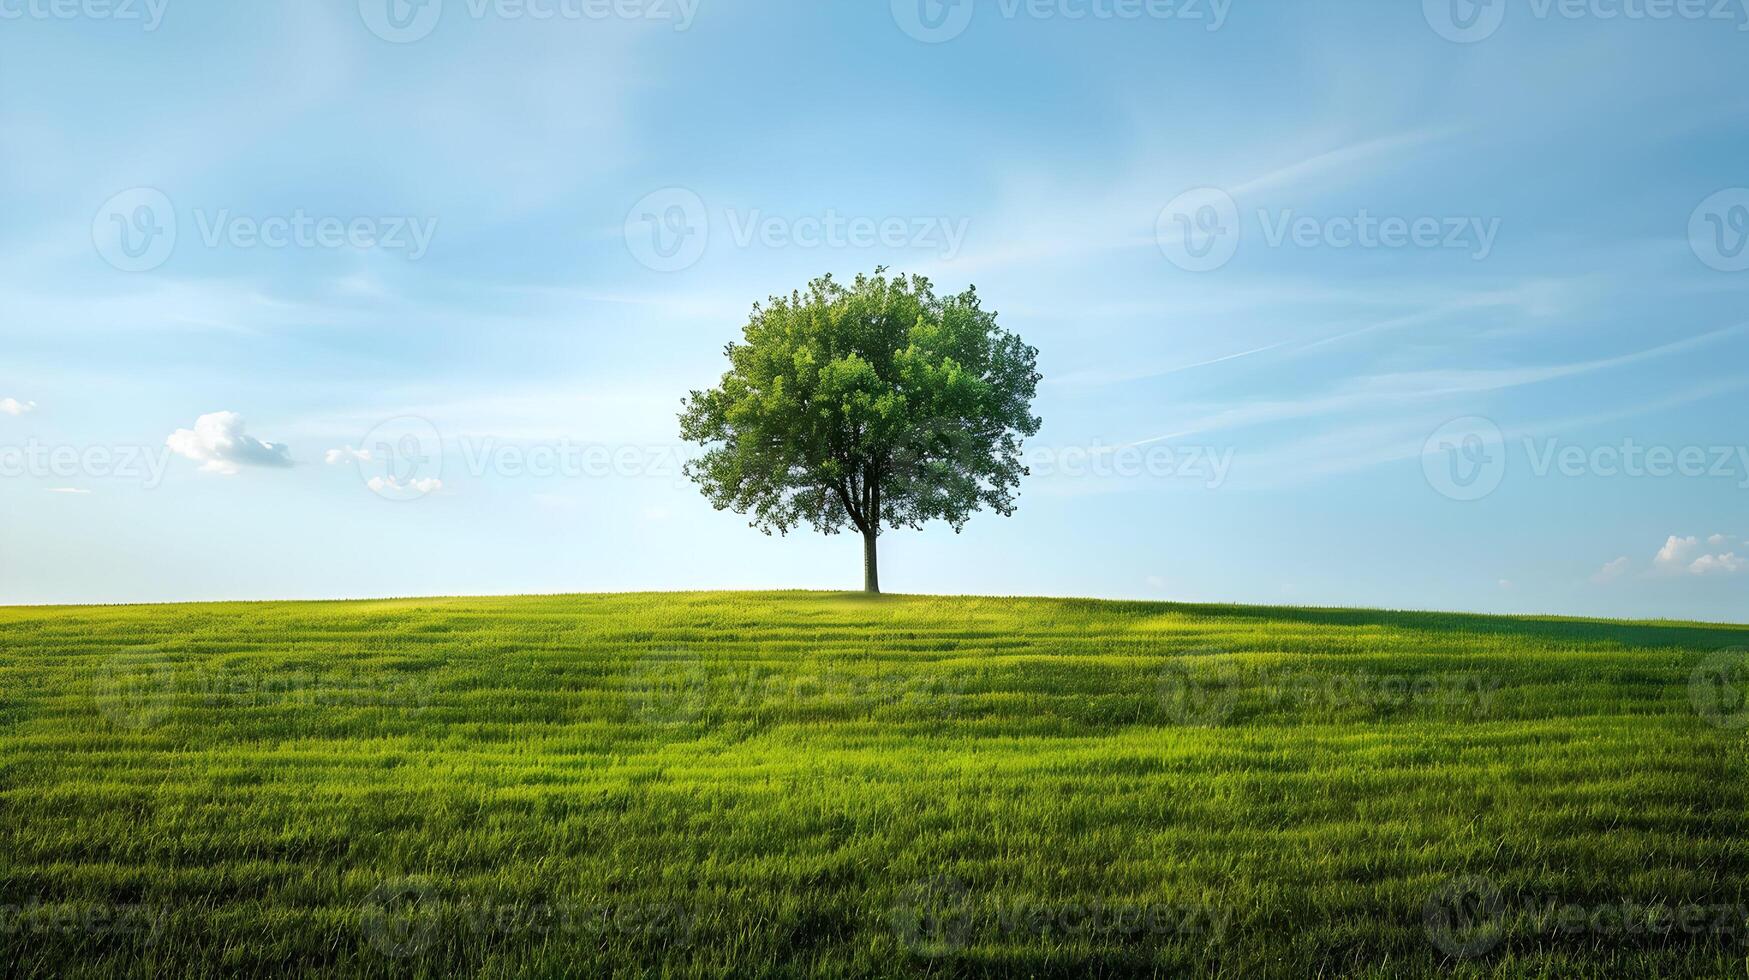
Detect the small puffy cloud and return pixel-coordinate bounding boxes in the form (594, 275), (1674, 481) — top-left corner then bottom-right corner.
(1, 398), (36, 416)
(1708, 533), (1730, 547)
(1689, 553), (1745, 576)
(1591, 557), (1631, 585)
(368, 475), (443, 495)
(48, 487), (91, 495)
(1653, 534), (1744, 577)
(166, 411), (292, 475)
(325, 446), (374, 464)
(1497, 579), (1513, 590)
(1653, 535), (1700, 571)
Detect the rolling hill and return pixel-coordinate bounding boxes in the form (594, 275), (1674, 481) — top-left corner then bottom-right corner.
(1, 592), (1744, 977)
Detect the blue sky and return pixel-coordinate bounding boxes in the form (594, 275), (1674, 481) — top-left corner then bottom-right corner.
(1, 0), (1746, 619)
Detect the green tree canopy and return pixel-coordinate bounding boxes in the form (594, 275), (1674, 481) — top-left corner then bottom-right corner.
(678, 269), (1042, 592)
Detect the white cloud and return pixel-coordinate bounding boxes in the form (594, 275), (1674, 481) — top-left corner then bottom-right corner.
(1708, 533), (1729, 547)
(1689, 553), (1745, 576)
(47, 487), (91, 495)
(166, 412), (292, 475)
(324, 446), (374, 464)
(1497, 579), (1514, 590)
(1591, 557), (1631, 585)
(1653, 535), (1700, 571)
(0, 397), (36, 416)
(367, 475), (443, 495)
(1652, 535), (1745, 577)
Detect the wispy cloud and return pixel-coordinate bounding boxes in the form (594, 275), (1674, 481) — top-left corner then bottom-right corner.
(1591, 557), (1630, 585)
(1229, 127), (1461, 197)
(1050, 341), (1291, 388)
(1123, 323), (1749, 449)
(936, 127), (1460, 276)
(1163, 372), (1749, 491)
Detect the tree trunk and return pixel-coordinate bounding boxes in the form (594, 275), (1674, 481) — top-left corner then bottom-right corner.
(862, 529), (880, 594)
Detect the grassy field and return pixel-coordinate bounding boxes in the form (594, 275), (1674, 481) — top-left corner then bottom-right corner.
(0, 591), (1744, 978)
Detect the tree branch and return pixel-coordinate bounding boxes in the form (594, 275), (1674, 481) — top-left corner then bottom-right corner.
(831, 480), (867, 533)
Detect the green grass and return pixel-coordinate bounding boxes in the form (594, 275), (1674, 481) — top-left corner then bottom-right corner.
(1, 591), (1744, 978)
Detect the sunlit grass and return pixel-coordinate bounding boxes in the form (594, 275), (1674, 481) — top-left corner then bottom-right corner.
(1, 592), (1744, 977)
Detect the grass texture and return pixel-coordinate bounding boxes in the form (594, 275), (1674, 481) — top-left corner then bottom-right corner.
(1, 591), (1744, 977)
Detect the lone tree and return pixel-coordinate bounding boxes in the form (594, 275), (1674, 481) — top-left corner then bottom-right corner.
(679, 270), (1042, 594)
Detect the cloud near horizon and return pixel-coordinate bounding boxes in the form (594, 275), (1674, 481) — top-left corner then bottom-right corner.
(367, 475), (443, 495)
(166, 412), (292, 476)
(1591, 535), (1746, 584)
(1590, 557), (1631, 585)
(1652, 535), (1744, 577)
